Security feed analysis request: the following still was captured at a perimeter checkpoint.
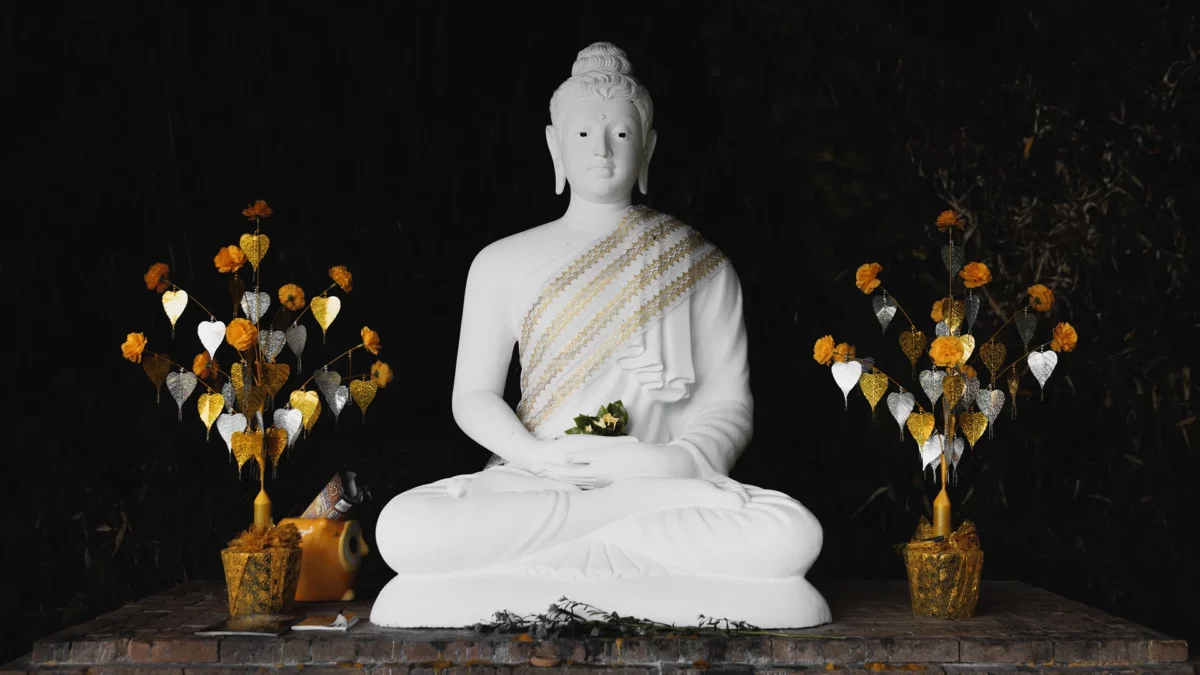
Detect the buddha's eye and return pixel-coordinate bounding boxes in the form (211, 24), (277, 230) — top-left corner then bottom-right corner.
(579, 132), (588, 137)
(618, 132), (627, 138)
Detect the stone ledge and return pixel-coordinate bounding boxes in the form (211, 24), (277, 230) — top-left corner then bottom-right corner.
(3, 581), (1192, 674)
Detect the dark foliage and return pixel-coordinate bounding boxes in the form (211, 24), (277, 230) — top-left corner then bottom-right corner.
(4, 0), (1197, 663)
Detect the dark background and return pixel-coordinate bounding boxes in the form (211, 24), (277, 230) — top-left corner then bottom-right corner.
(4, 0), (1198, 663)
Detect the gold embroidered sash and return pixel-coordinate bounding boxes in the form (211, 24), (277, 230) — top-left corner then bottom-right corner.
(513, 205), (729, 436)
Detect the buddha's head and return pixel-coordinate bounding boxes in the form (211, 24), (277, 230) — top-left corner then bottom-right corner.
(547, 42), (657, 202)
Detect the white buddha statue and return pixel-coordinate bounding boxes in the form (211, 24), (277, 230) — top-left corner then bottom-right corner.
(371, 42), (830, 629)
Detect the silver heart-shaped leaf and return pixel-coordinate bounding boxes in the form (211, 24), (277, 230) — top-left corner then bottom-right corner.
(965, 292), (981, 333)
(273, 408), (303, 449)
(1027, 350), (1058, 393)
(216, 413), (248, 454)
(314, 370), (343, 407)
(920, 433), (944, 471)
(240, 291), (271, 324)
(886, 391), (916, 441)
(872, 294), (897, 334)
(166, 371), (198, 422)
(329, 385), (350, 422)
(286, 324), (308, 371)
(831, 361), (863, 409)
(948, 435), (965, 469)
(259, 329), (286, 362)
(958, 376), (981, 413)
(977, 388), (1006, 438)
(221, 381), (235, 413)
(198, 319), (226, 358)
(1016, 311), (1037, 350)
(941, 244), (965, 275)
(935, 321), (950, 337)
(919, 369), (946, 407)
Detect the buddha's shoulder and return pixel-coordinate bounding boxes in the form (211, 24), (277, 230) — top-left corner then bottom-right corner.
(468, 220), (564, 271)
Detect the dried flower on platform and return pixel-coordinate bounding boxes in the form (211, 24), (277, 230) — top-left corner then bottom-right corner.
(144, 262), (169, 293)
(855, 263), (882, 294)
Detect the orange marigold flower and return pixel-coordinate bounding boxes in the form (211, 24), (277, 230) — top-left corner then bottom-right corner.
(931, 299), (944, 323)
(121, 332), (148, 363)
(371, 361), (394, 389)
(278, 283), (306, 311)
(959, 261), (992, 288)
(813, 335), (835, 366)
(192, 351), (219, 379)
(225, 318), (259, 352)
(855, 263), (882, 294)
(329, 265), (353, 292)
(214, 245), (246, 273)
(1027, 284), (1055, 312)
(832, 342), (856, 363)
(144, 262), (170, 293)
(242, 200), (273, 219)
(1050, 322), (1078, 353)
(360, 326), (382, 355)
(935, 210), (964, 231)
(962, 364), (977, 378)
(929, 336), (964, 367)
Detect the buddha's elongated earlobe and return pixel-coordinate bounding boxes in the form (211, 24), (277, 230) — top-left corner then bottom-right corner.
(638, 129), (658, 195)
(546, 126), (566, 195)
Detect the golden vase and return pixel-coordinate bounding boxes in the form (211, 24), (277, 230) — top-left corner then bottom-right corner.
(902, 516), (984, 618)
(220, 520), (303, 616)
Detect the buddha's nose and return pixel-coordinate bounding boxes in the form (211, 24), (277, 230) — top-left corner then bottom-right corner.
(592, 134), (611, 157)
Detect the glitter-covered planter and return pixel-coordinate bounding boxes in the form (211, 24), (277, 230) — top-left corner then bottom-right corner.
(901, 518), (984, 619)
(220, 546), (302, 616)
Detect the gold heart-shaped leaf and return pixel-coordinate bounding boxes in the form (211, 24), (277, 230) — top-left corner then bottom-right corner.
(899, 329), (926, 371)
(197, 392), (225, 440)
(311, 295), (342, 340)
(943, 298), (965, 334)
(231, 430), (264, 472)
(906, 412), (936, 450)
(289, 389), (321, 431)
(857, 371), (888, 416)
(980, 342), (1007, 382)
(162, 289), (189, 329)
(235, 385), (266, 416)
(960, 411), (988, 448)
(959, 334), (976, 364)
(238, 233), (271, 271)
(261, 362), (291, 397)
(942, 373), (966, 413)
(264, 428), (288, 468)
(349, 379), (378, 418)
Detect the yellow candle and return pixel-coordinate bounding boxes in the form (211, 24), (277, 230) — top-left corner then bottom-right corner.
(254, 489), (272, 527)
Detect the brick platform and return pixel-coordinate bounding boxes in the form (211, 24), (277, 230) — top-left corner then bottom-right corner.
(2, 581), (1192, 674)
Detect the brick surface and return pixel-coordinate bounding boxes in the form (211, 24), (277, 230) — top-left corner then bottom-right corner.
(10, 581), (1191, 673)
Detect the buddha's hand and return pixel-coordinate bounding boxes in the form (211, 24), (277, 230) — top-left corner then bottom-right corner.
(532, 442), (700, 488)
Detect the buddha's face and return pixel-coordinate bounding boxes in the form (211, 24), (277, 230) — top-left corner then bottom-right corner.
(549, 97), (652, 203)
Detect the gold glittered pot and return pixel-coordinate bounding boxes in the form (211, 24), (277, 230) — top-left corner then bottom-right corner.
(901, 517), (984, 619)
(278, 518), (369, 602)
(220, 545), (303, 616)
